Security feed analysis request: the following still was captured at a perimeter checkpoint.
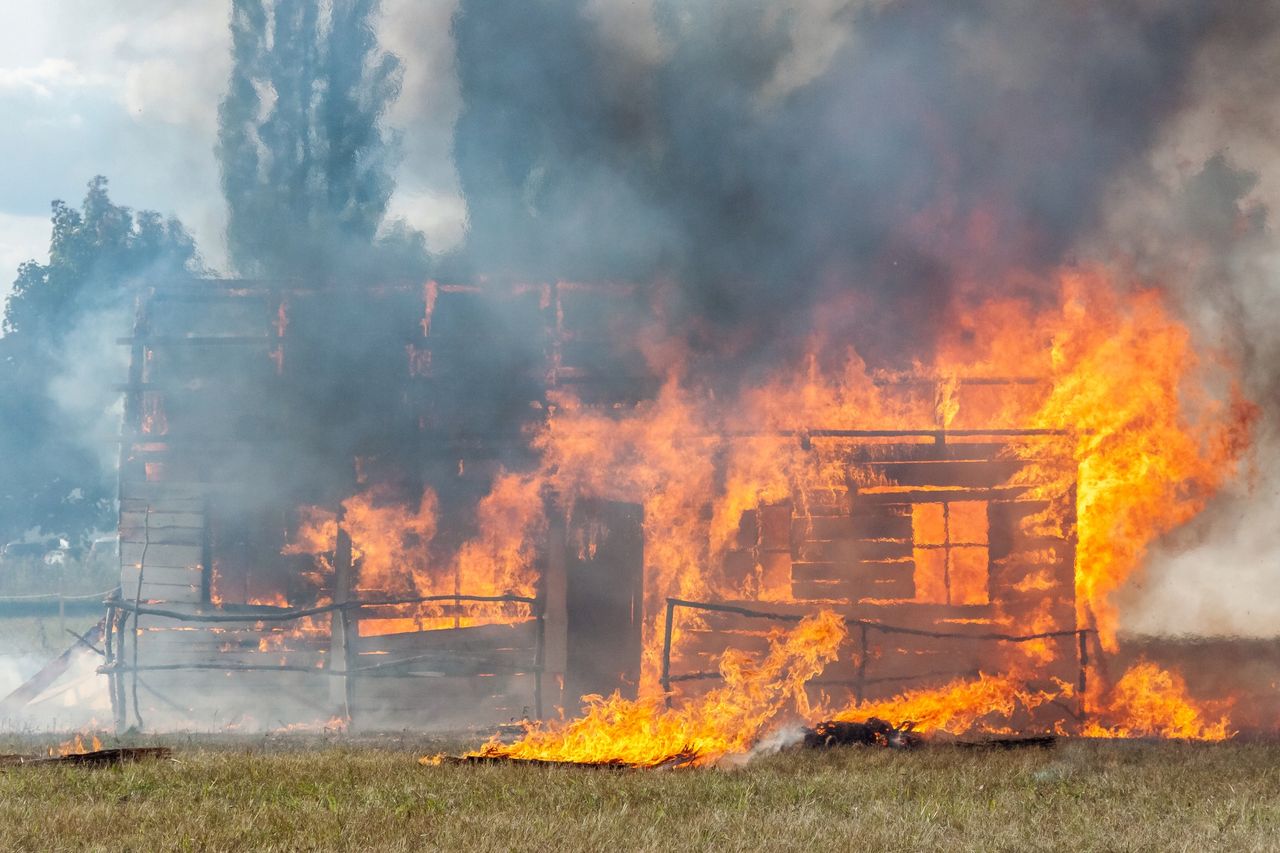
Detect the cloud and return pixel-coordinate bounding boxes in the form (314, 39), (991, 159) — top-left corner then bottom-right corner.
(0, 58), (105, 98)
(383, 187), (467, 254)
(0, 3), (231, 269)
(378, 0), (466, 234)
(0, 212), (51, 302)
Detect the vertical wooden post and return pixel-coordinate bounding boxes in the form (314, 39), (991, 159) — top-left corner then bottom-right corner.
(533, 612), (545, 720)
(541, 492), (567, 716)
(330, 512), (356, 727)
(855, 622), (869, 707)
(661, 598), (677, 708)
(104, 600), (124, 733)
(1077, 628), (1089, 723)
(115, 607), (129, 728)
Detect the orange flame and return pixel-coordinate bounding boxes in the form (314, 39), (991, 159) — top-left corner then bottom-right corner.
(447, 611), (846, 767)
(832, 672), (1062, 736)
(284, 473), (545, 633)
(51, 732), (103, 757)
(1083, 661), (1232, 741)
(297, 264), (1252, 747)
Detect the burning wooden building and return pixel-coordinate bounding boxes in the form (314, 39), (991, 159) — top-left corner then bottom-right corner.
(105, 279), (1083, 732)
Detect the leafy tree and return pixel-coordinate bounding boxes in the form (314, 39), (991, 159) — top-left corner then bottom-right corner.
(217, 0), (424, 280)
(0, 177), (200, 548)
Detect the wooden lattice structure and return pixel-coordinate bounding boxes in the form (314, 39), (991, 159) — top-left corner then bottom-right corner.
(664, 430), (1083, 726)
(105, 279), (1080, 732)
(105, 279), (647, 731)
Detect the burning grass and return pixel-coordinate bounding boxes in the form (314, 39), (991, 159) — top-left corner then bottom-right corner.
(448, 611), (846, 768)
(0, 736), (1276, 851)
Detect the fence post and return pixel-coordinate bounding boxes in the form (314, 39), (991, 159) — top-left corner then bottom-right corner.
(1077, 628), (1089, 723)
(330, 516), (356, 728)
(103, 600), (123, 732)
(533, 610), (546, 720)
(856, 623), (869, 707)
(661, 599), (676, 708)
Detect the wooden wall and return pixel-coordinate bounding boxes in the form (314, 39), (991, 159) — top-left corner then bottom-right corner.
(674, 438), (1079, 716)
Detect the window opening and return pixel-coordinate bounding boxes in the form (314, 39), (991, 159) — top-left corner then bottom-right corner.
(911, 500), (989, 605)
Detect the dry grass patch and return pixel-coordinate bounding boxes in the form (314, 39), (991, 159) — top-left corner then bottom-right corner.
(0, 738), (1275, 851)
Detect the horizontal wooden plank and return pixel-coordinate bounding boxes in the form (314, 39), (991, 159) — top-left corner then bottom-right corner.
(855, 486), (1028, 506)
(863, 627), (1059, 657)
(849, 511), (913, 540)
(120, 565), (203, 588)
(988, 561), (1073, 595)
(677, 599), (1040, 639)
(793, 538), (911, 563)
(120, 496), (205, 514)
(120, 481), (208, 501)
(847, 443), (1008, 464)
(353, 620), (539, 656)
(124, 584), (202, 605)
(992, 595), (1075, 627)
(126, 626), (330, 652)
(792, 498), (849, 518)
(129, 617), (310, 635)
(860, 459), (1025, 490)
(791, 516), (853, 542)
(135, 648), (328, 670)
(788, 559), (909, 582)
(121, 526), (203, 546)
(853, 601), (1000, 631)
(790, 578), (851, 601)
(120, 511), (204, 529)
(677, 630), (774, 662)
(121, 543), (203, 569)
(677, 632), (863, 669)
(791, 575), (914, 603)
(118, 574), (201, 594)
(353, 649), (538, 678)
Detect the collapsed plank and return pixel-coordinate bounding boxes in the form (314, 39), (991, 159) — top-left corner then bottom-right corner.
(0, 747), (173, 767)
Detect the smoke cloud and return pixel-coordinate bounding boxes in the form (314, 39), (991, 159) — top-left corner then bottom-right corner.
(448, 0), (1243, 373)
(435, 0), (1280, 636)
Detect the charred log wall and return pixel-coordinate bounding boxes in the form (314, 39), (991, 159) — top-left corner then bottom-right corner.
(682, 435), (1078, 716)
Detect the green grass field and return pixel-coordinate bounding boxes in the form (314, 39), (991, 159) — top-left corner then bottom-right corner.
(0, 736), (1275, 851)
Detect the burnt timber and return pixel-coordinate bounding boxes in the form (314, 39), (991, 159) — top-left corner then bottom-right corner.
(108, 278), (1079, 733)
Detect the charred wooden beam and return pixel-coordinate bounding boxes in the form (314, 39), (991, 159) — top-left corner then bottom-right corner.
(803, 718), (921, 749)
(0, 747), (172, 767)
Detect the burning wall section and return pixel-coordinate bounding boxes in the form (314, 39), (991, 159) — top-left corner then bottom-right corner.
(666, 432), (1080, 730)
(105, 269), (1253, 743)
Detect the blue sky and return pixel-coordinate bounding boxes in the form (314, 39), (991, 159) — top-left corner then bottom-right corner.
(0, 0), (466, 291)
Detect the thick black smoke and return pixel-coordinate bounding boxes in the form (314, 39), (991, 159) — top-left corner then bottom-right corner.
(200, 1), (1280, 634)
(450, 0), (1234, 372)
(207, 0), (530, 600)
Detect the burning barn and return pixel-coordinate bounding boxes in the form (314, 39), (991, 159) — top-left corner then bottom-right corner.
(105, 277), (1085, 733)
